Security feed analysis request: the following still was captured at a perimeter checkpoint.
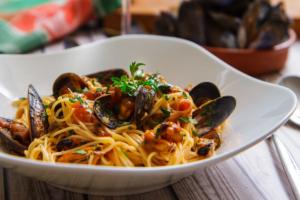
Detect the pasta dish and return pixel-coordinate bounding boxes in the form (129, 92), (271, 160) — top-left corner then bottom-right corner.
(0, 62), (236, 167)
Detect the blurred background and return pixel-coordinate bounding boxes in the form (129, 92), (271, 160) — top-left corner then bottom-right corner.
(0, 0), (299, 76)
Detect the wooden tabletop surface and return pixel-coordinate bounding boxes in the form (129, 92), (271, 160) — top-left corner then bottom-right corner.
(0, 29), (300, 200)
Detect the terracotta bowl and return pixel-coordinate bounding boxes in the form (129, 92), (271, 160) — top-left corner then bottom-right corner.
(205, 29), (297, 76)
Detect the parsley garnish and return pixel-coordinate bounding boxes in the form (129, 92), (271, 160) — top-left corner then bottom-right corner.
(111, 62), (160, 96)
(19, 97), (26, 100)
(182, 92), (188, 99)
(160, 107), (170, 117)
(44, 104), (49, 109)
(75, 149), (87, 155)
(96, 88), (102, 92)
(163, 94), (170, 100)
(179, 117), (198, 124)
(69, 96), (84, 104)
(192, 130), (198, 136)
(129, 61), (145, 77)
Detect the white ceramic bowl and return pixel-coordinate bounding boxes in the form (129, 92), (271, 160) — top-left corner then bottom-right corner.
(0, 35), (296, 195)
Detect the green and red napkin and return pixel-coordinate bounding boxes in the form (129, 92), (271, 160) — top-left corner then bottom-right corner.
(0, 0), (121, 53)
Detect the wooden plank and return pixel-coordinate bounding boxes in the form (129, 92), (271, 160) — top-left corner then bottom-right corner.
(171, 141), (296, 200)
(88, 186), (177, 200)
(4, 169), (85, 200)
(0, 168), (6, 200)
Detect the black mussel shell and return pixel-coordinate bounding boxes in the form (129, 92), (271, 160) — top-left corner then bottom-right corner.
(155, 12), (177, 36)
(87, 69), (128, 85)
(94, 95), (131, 129)
(190, 82), (221, 107)
(198, 130), (221, 149)
(135, 86), (156, 129)
(192, 96), (236, 134)
(53, 73), (87, 98)
(28, 85), (49, 140)
(177, 1), (206, 45)
(0, 128), (26, 155)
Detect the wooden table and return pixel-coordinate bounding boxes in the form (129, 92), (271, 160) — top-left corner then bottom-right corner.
(0, 30), (299, 200)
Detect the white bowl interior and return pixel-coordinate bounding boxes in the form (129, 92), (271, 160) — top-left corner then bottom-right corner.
(0, 35), (296, 195)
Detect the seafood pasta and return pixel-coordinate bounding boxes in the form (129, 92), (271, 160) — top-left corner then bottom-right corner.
(0, 62), (236, 167)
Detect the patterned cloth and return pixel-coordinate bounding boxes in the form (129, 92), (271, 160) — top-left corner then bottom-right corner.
(0, 0), (120, 53)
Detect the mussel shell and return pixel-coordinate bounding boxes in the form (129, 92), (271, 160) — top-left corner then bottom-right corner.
(155, 12), (177, 36)
(87, 69), (128, 85)
(135, 86), (156, 129)
(94, 95), (130, 129)
(177, 1), (206, 45)
(208, 11), (241, 33)
(28, 85), (49, 140)
(0, 128), (26, 155)
(193, 96), (236, 134)
(53, 73), (87, 98)
(190, 82), (221, 107)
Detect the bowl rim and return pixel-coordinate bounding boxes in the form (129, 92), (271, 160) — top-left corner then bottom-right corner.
(204, 29), (297, 53)
(0, 35), (297, 174)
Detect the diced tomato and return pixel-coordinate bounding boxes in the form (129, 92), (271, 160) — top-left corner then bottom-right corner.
(84, 91), (102, 100)
(178, 99), (191, 111)
(144, 130), (155, 142)
(72, 103), (94, 123)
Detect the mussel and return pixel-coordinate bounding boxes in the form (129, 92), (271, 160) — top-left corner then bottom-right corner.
(0, 117), (28, 155)
(155, 12), (177, 36)
(0, 85), (49, 154)
(94, 94), (134, 129)
(52, 73), (88, 98)
(28, 84), (49, 140)
(177, 1), (206, 45)
(135, 86), (156, 129)
(192, 96), (236, 135)
(189, 82), (221, 107)
(87, 69), (128, 85)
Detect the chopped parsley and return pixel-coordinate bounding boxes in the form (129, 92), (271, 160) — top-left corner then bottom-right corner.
(160, 107), (171, 117)
(75, 149), (87, 155)
(69, 96), (84, 104)
(19, 97), (26, 100)
(178, 117), (198, 124)
(192, 130), (198, 136)
(182, 92), (188, 99)
(44, 104), (49, 109)
(163, 94), (170, 100)
(96, 88), (102, 92)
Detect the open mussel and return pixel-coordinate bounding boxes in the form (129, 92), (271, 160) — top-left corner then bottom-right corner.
(87, 69), (128, 85)
(0, 117), (28, 155)
(189, 82), (220, 107)
(28, 84), (49, 140)
(192, 96), (236, 135)
(135, 86), (156, 129)
(53, 73), (87, 98)
(94, 94), (135, 129)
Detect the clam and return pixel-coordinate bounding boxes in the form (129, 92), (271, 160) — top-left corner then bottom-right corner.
(52, 73), (87, 98)
(28, 84), (49, 140)
(87, 69), (128, 85)
(189, 82), (220, 107)
(192, 96), (236, 135)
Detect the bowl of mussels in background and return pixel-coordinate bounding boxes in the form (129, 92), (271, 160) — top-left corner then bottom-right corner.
(155, 0), (297, 76)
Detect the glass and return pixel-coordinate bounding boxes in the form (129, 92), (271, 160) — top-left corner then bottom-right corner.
(121, 0), (131, 35)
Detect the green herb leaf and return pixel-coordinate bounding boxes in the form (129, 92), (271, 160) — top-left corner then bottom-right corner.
(69, 96), (84, 104)
(160, 107), (170, 117)
(192, 130), (198, 136)
(129, 61), (145, 77)
(179, 117), (198, 124)
(163, 94), (170, 101)
(19, 97), (26, 100)
(96, 88), (102, 92)
(75, 149), (87, 155)
(182, 92), (188, 99)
